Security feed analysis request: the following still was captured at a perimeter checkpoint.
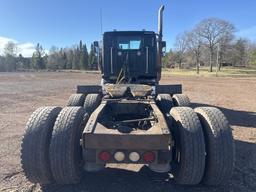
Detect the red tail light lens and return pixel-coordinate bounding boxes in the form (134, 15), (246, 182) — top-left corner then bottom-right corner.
(143, 151), (155, 163)
(99, 151), (111, 162)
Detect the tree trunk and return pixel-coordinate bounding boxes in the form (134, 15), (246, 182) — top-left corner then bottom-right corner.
(196, 56), (200, 74)
(209, 49), (213, 72)
(178, 60), (182, 69)
(209, 50), (213, 72)
(217, 44), (221, 71)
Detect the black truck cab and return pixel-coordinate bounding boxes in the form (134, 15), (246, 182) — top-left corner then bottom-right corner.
(102, 31), (158, 85)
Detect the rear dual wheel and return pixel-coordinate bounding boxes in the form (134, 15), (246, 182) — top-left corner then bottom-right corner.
(21, 106), (88, 185)
(170, 107), (234, 185)
(84, 94), (101, 114)
(67, 93), (102, 114)
(170, 107), (205, 185)
(67, 94), (86, 106)
(172, 94), (190, 107)
(156, 94), (174, 114)
(21, 107), (62, 184)
(195, 107), (234, 185)
(156, 93), (190, 114)
(49, 107), (89, 184)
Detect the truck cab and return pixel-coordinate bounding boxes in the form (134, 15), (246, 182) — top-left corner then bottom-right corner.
(102, 31), (159, 85)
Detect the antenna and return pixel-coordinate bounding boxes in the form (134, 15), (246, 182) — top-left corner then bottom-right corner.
(100, 8), (103, 35)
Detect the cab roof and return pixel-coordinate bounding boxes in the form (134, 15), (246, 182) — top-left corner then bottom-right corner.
(104, 31), (156, 36)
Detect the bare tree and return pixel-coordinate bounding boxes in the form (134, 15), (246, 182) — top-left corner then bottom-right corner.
(4, 41), (17, 56)
(248, 42), (256, 67)
(196, 18), (235, 72)
(218, 34), (233, 71)
(186, 31), (202, 74)
(231, 38), (250, 67)
(175, 32), (188, 69)
(3, 41), (18, 71)
(47, 46), (60, 70)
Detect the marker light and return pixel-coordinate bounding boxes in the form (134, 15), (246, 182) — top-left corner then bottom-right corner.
(129, 152), (140, 162)
(99, 151), (111, 162)
(143, 151), (155, 163)
(114, 151), (125, 162)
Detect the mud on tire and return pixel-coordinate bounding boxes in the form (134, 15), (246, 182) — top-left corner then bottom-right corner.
(195, 107), (235, 185)
(67, 94), (86, 106)
(21, 107), (62, 184)
(172, 94), (190, 107)
(170, 107), (205, 185)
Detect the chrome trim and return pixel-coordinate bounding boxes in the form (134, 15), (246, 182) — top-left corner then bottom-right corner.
(146, 46), (149, 73)
(110, 47), (113, 74)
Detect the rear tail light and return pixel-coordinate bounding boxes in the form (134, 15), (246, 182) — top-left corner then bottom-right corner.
(114, 151), (125, 162)
(99, 151), (111, 162)
(129, 152), (140, 162)
(143, 151), (155, 163)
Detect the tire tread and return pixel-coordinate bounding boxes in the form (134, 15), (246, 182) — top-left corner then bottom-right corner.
(67, 94), (85, 106)
(21, 106), (61, 184)
(195, 107), (234, 185)
(170, 107), (205, 185)
(49, 107), (86, 184)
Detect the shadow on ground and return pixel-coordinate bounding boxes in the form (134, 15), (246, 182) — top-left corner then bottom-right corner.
(40, 166), (227, 192)
(39, 140), (256, 192)
(191, 103), (256, 128)
(232, 140), (256, 191)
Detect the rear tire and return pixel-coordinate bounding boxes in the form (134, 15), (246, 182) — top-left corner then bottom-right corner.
(172, 94), (190, 107)
(170, 107), (205, 185)
(67, 94), (85, 106)
(21, 107), (61, 184)
(195, 107), (234, 185)
(49, 107), (88, 184)
(84, 94), (101, 114)
(156, 94), (174, 114)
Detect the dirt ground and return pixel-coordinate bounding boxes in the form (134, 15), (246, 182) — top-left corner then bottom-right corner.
(0, 72), (255, 192)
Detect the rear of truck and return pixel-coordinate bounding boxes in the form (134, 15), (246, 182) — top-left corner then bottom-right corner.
(81, 85), (173, 173)
(20, 5), (235, 187)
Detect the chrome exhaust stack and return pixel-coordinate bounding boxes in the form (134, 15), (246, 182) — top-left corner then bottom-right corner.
(158, 5), (165, 41)
(156, 5), (165, 82)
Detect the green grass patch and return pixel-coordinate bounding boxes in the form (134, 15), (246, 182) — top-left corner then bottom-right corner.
(162, 67), (256, 77)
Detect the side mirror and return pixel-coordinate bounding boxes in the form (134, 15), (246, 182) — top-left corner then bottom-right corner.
(93, 41), (99, 47)
(93, 41), (100, 54)
(161, 41), (166, 56)
(161, 41), (166, 48)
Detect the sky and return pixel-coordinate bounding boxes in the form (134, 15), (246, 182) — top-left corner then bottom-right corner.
(0, 0), (256, 57)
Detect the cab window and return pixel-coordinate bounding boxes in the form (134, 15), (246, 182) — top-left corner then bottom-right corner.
(117, 36), (141, 50)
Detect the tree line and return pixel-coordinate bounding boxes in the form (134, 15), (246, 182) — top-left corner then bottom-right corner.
(163, 18), (256, 73)
(0, 40), (97, 72)
(1, 17), (256, 73)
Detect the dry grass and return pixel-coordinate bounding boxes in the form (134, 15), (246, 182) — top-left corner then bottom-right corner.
(162, 67), (256, 77)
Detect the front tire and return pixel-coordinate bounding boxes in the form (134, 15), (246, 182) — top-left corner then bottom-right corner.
(170, 107), (205, 185)
(195, 107), (234, 185)
(21, 107), (61, 184)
